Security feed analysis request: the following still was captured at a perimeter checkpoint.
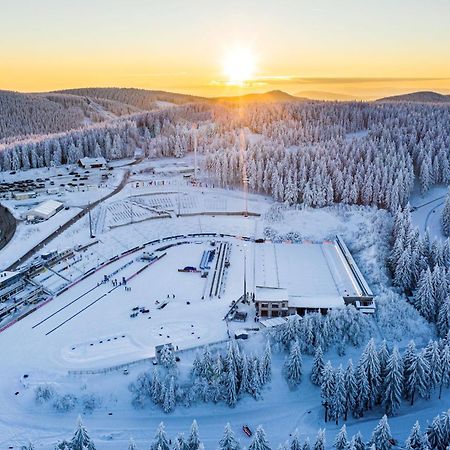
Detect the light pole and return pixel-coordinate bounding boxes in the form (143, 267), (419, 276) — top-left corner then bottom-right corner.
(243, 244), (247, 301)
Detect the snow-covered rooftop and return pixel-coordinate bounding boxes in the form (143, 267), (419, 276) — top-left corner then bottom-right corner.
(288, 295), (344, 309)
(0, 270), (21, 284)
(255, 286), (289, 302)
(255, 239), (372, 304)
(79, 156), (107, 166)
(28, 200), (63, 217)
(259, 317), (288, 328)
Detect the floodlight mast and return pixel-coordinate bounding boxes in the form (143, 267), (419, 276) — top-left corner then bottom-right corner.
(239, 130), (248, 217)
(243, 244), (247, 301)
(193, 123), (198, 181)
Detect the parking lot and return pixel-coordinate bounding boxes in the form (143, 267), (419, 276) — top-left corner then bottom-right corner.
(0, 165), (114, 198)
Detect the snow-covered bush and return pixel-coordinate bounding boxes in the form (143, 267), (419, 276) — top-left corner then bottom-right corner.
(34, 384), (55, 404)
(159, 344), (176, 369)
(375, 291), (433, 345)
(129, 371), (152, 409)
(264, 204), (285, 223)
(53, 394), (78, 413)
(82, 394), (102, 414)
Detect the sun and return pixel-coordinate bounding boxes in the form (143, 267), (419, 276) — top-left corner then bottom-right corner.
(223, 48), (256, 86)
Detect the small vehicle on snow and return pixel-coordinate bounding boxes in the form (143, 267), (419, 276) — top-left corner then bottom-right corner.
(242, 425), (252, 437)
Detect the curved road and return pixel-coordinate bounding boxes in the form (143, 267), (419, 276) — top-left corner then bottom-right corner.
(7, 169), (130, 271)
(424, 201), (444, 232)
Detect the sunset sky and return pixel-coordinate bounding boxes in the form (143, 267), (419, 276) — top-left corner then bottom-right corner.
(2, 0), (450, 98)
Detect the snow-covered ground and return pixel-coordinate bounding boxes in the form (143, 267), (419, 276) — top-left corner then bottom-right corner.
(0, 157), (445, 449)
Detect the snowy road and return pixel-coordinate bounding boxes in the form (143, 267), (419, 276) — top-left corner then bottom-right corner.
(410, 185), (448, 239)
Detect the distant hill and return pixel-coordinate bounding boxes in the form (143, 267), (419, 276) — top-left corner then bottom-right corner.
(294, 90), (357, 101)
(214, 90), (307, 104)
(54, 87), (208, 110)
(0, 90), (85, 141)
(376, 91), (450, 104)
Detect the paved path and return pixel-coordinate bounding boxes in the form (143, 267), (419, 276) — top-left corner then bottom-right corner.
(0, 205), (16, 252)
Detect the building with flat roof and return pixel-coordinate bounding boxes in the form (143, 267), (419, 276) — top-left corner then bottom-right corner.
(254, 236), (375, 318)
(13, 191), (37, 200)
(255, 286), (289, 318)
(78, 157), (107, 169)
(0, 270), (24, 302)
(26, 200), (64, 221)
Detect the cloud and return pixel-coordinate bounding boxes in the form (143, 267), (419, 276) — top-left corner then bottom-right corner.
(251, 76), (450, 86)
(120, 71), (189, 78)
(208, 75), (450, 89)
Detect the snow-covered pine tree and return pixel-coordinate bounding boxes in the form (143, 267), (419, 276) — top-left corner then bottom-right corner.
(151, 369), (163, 404)
(225, 342), (239, 385)
(150, 423), (170, 450)
(437, 297), (450, 338)
(320, 361), (335, 422)
(424, 340), (442, 396)
(188, 420), (202, 450)
(334, 425), (348, 450)
(284, 340), (303, 388)
(439, 344), (450, 399)
(393, 244), (414, 290)
(426, 415), (444, 450)
(192, 352), (203, 377)
(310, 346), (325, 385)
(290, 430), (301, 450)
(440, 409), (450, 447)
(226, 369), (238, 407)
(21, 443), (34, 450)
(54, 440), (71, 450)
(359, 338), (381, 410)
(249, 358), (263, 399)
(343, 359), (357, 421)
(441, 189), (450, 237)
(128, 438), (138, 450)
(218, 423), (241, 450)
(349, 433), (365, 450)
(378, 340), (390, 380)
(281, 315), (300, 349)
(405, 421), (427, 450)
(200, 345), (214, 380)
(301, 438), (311, 450)
(414, 267), (436, 321)
(313, 429), (325, 450)
(162, 376), (176, 413)
(174, 434), (189, 450)
(419, 154), (432, 194)
(261, 340), (272, 384)
(353, 362), (369, 418)
(370, 415), (393, 450)
(70, 416), (96, 450)
(248, 426), (271, 450)
(404, 349), (430, 406)
(239, 354), (252, 395)
(383, 346), (403, 416)
(330, 365), (346, 425)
